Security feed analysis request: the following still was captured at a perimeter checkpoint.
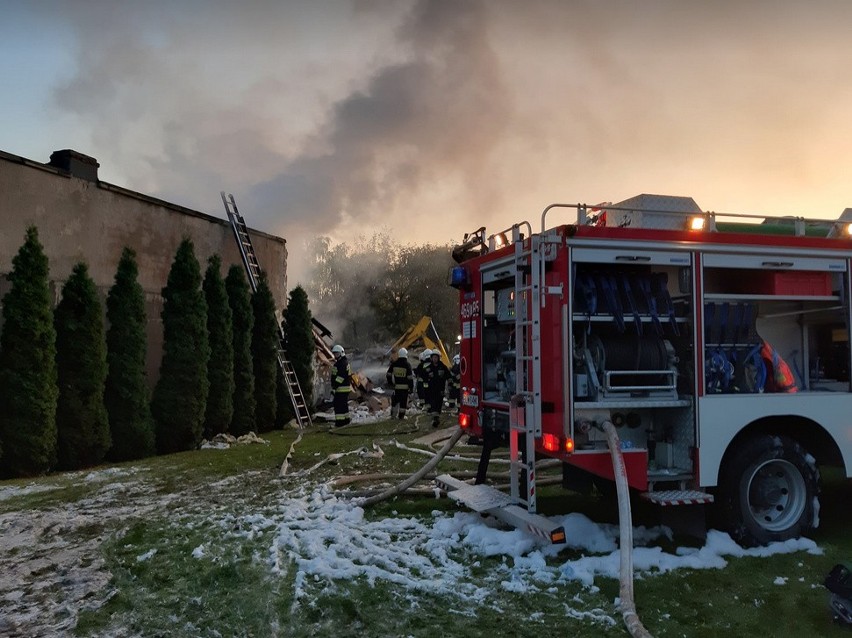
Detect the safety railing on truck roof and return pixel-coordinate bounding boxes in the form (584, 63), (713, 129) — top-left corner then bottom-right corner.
(542, 202), (852, 238)
(455, 202), (852, 263)
(486, 221), (532, 251)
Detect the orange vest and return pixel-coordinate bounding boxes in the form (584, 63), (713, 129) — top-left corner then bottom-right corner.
(760, 341), (798, 393)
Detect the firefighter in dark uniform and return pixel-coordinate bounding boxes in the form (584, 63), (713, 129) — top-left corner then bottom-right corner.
(424, 351), (450, 428)
(414, 349), (432, 409)
(447, 354), (461, 411)
(386, 348), (414, 419)
(331, 344), (351, 426)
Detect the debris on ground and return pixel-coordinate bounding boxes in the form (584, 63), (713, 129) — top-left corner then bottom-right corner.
(201, 432), (270, 449)
(281, 443), (385, 478)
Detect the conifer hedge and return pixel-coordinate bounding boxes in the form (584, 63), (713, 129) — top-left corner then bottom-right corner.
(0, 227), (58, 477)
(54, 262), (111, 470)
(282, 285), (314, 410)
(251, 275), (279, 432)
(202, 255), (234, 438)
(105, 248), (155, 462)
(226, 265), (255, 436)
(152, 238), (210, 453)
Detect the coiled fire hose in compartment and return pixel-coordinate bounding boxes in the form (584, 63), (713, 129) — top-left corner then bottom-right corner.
(600, 419), (654, 638)
(357, 427), (465, 508)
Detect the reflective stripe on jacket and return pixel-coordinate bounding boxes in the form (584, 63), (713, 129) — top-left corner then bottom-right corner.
(415, 361), (431, 389)
(332, 356), (352, 393)
(387, 358), (414, 390)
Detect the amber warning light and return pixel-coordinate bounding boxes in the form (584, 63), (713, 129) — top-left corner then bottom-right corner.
(688, 216), (706, 231)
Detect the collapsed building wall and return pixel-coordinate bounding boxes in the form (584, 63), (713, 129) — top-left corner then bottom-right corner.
(0, 148), (288, 388)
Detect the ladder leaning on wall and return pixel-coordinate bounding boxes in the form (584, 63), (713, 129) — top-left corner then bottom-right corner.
(220, 192), (312, 429)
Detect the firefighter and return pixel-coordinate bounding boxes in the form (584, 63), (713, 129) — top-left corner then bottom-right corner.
(424, 350), (450, 428)
(447, 354), (461, 411)
(386, 347), (414, 419)
(414, 349), (432, 408)
(330, 344), (352, 426)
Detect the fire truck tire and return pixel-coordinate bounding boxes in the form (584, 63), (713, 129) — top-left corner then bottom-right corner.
(718, 434), (819, 547)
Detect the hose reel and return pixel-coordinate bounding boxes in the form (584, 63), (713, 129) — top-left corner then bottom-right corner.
(578, 334), (678, 400)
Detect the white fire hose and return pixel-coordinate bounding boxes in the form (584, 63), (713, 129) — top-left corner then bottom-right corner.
(600, 419), (654, 638)
(357, 427), (466, 508)
(356, 419), (652, 636)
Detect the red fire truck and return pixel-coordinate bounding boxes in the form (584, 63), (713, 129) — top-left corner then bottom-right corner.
(444, 194), (852, 546)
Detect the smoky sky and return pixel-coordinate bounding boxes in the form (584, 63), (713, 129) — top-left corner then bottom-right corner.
(7, 0), (852, 286)
(249, 0), (510, 239)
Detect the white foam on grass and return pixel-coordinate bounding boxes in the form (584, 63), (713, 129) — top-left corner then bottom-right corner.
(136, 548), (157, 562)
(262, 487), (823, 605)
(0, 483), (58, 501)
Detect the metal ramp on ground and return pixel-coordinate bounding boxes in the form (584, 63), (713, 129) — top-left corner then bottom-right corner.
(221, 191), (312, 429)
(435, 474), (566, 544)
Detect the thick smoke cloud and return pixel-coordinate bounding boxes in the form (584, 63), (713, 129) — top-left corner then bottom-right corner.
(248, 0), (510, 242)
(7, 0), (852, 290)
(43, 0), (513, 284)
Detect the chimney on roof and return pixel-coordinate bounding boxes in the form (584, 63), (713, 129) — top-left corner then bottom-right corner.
(49, 149), (99, 182)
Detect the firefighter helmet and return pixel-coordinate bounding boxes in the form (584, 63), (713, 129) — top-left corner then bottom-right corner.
(453, 354), (460, 365)
(420, 349), (431, 361)
(332, 344), (345, 357)
(398, 348), (408, 358)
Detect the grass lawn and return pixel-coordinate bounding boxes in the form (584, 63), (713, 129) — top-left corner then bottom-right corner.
(1, 416), (850, 638)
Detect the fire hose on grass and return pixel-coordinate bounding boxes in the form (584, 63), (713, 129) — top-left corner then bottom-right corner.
(599, 419), (654, 638)
(357, 426), (466, 507)
(350, 417), (652, 636)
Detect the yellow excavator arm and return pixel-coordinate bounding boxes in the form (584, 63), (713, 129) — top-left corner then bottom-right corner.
(388, 316), (451, 367)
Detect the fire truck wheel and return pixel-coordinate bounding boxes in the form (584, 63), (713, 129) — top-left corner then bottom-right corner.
(718, 434), (820, 547)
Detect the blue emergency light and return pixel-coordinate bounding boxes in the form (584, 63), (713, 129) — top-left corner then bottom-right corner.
(450, 265), (469, 288)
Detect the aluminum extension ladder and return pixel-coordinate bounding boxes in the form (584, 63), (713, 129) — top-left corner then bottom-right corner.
(510, 226), (542, 511)
(221, 192), (312, 429)
(510, 226), (563, 511)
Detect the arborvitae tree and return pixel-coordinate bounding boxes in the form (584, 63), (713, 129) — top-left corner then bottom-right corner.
(0, 227), (58, 477)
(152, 238), (210, 453)
(251, 274), (279, 433)
(282, 285), (314, 411)
(105, 248), (155, 462)
(226, 265), (255, 435)
(54, 262), (110, 470)
(202, 255), (234, 438)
